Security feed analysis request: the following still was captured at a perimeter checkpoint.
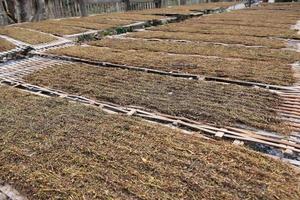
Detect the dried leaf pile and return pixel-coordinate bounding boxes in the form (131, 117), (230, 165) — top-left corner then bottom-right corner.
(0, 38), (15, 52)
(192, 6), (300, 29)
(0, 27), (56, 45)
(15, 13), (166, 36)
(127, 30), (287, 48)
(1, 86), (299, 199)
(89, 12), (167, 21)
(195, 14), (298, 27)
(192, 18), (294, 29)
(91, 38), (300, 62)
(141, 2), (300, 49)
(1, 3), (300, 199)
(47, 45), (295, 85)
(132, 2), (236, 15)
(257, 2), (300, 11)
(152, 21), (300, 39)
(77, 2), (299, 88)
(54, 18), (136, 30)
(25, 63), (289, 133)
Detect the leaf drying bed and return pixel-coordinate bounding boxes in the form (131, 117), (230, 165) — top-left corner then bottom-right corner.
(25, 62), (289, 133)
(16, 22), (91, 36)
(0, 38), (15, 52)
(87, 12), (167, 21)
(150, 5), (300, 39)
(152, 22), (300, 39)
(0, 27), (57, 45)
(1, 86), (299, 199)
(190, 17), (294, 29)
(15, 13), (166, 36)
(46, 45), (295, 86)
(257, 2), (300, 11)
(132, 2), (236, 15)
(128, 30), (286, 49)
(91, 38), (300, 63)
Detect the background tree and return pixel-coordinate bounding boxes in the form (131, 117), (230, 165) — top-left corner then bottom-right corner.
(1, 0), (17, 22)
(76, 0), (87, 17)
(123, 0), (131, 11)
(15, 0), (30, 22)
(31, 0), (46, 21)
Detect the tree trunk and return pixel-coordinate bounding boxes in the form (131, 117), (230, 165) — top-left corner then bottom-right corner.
(77, 0), (87, 17)
(123, 0), (131, 11)
(31, 0), (45, 21)
(154, 0), (162, 8)
(180, 0), (187, 5)
(15, 0), (30, 22)
(2, 0), (17, 23)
